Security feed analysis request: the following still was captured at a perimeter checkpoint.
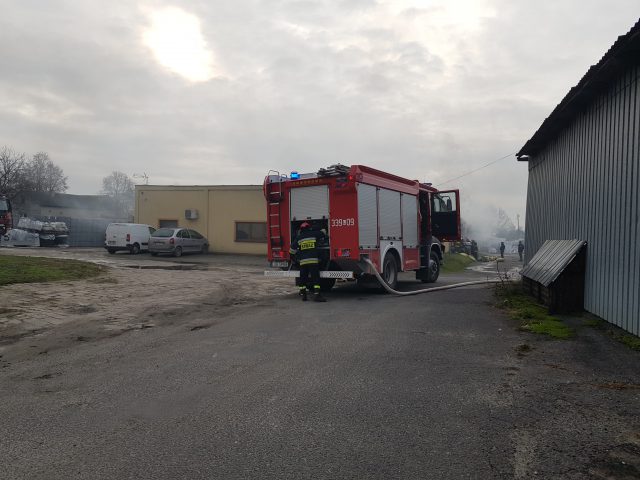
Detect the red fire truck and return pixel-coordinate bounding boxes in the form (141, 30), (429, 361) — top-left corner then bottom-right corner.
(263, 164), (461, 290)
(0, 193), (12, 235)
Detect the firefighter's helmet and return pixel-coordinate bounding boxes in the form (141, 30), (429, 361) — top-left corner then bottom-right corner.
(300, 222), (311, 229)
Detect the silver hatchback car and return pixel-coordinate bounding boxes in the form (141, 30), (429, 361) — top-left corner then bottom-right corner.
(148, 228), (209, 257)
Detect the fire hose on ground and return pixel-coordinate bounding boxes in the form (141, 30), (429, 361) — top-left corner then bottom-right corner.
(363, 258), (508, 296)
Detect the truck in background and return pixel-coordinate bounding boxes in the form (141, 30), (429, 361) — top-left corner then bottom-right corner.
(263, 164), (461, 290)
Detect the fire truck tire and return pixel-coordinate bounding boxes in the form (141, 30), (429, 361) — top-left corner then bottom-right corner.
(319, 278), (336, 292)
(381, 253), (399, 290)
(423, 251), (440, 283)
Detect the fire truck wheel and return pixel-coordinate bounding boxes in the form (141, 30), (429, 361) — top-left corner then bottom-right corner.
(382, 253), (399, 290)
(424, 251), (440, 283)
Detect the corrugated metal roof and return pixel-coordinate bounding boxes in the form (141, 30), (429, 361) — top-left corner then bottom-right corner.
(517, 18), (640, 158)
(521, 239), (587, 287)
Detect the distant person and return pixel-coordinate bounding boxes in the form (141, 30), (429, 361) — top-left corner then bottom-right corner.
(290, 222), (327, 302)
(470, 240), (478, 260)
(518, 241), (525, 261)
(499, 241), (505, 258)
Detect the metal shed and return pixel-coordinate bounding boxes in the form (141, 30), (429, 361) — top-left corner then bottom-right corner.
(521, 240), (587, 313)
(517, 19), (640, 335)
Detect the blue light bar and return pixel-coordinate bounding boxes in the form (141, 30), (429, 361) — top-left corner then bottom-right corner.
(290, 171), (300, 179)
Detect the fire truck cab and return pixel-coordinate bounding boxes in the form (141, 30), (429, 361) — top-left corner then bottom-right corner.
(264, 164), (461, 290)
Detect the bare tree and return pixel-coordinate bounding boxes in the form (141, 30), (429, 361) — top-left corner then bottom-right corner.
(0, 146), (27, 197)
(101, 171), (135, 215)
(22, 152), (68, 193)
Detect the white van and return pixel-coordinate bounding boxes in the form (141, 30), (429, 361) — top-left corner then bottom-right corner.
(104, 223), (156, 254)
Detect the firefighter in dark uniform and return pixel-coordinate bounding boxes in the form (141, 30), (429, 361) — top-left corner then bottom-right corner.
(290, 222), (327, 302)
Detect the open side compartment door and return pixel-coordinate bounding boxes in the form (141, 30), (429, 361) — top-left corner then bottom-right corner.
(431, 189), (460, 241)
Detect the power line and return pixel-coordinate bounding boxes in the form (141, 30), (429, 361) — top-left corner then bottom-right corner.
(436, 152), (516, 187)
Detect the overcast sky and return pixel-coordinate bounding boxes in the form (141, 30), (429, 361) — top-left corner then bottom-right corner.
(1, 1), (638, 227)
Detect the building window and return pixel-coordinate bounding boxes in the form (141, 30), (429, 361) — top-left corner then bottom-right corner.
(236, 222), (267, 243)
(159, 219), (178, 228)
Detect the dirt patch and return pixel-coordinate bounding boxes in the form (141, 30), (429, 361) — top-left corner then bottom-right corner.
(0, 328), (45, 346)
(0, 260), (292, 360)
(120, 264), (207, 271)
(33, 372), (62, 380)
(190, 324), (210, 331)
(67, 304), (98, 314)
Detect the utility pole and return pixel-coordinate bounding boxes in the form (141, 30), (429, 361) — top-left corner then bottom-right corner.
(517, 214), (520, 232)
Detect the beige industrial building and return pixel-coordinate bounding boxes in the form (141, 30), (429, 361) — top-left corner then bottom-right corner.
(135, 185), (267, 255)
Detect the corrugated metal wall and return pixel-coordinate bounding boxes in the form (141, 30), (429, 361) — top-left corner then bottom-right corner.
(525, 64), (639, 335)
(357, 183), (378, 248)
(378, 188), (402, 240)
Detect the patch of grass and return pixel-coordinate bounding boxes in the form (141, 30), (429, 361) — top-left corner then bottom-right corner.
(495, 284), (574, 339)
(583, 316), (640, 351)
(583, 317), (603, 328)
(441, 253), (476, 273)
(611, 331), (640, 351)
(522, 318), (574, 339)
(0, 256), (104, 286)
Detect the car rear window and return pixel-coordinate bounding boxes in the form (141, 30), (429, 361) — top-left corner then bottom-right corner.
(152, 228), (175, 237)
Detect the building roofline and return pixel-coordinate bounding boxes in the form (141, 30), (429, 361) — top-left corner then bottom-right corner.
(517, 18), (640, 160)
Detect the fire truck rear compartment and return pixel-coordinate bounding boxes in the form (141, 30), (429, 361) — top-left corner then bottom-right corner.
(289, 184), (331, 269)
(264, 165), (462, 292)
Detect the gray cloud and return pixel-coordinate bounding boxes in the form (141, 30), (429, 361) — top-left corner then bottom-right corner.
(0, 0), (638, 227)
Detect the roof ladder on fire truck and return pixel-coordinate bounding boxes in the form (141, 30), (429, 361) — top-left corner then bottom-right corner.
(266, 170), (284, 257)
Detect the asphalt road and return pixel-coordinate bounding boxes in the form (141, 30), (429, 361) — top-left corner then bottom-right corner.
(1, 254), (639, 479)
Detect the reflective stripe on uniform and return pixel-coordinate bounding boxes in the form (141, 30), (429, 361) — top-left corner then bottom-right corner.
(299, 258), (319, 265)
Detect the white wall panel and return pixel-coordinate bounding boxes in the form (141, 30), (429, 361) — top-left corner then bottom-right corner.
(378, 188), (401, 240)
(357, 183), (377, 248)
(290, 186), (329, 220)
(401, 194), (418, 247)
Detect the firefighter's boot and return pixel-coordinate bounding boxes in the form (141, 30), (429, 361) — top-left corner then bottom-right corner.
(299, 287), (308, 301)
(313, 287), (327, 302)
